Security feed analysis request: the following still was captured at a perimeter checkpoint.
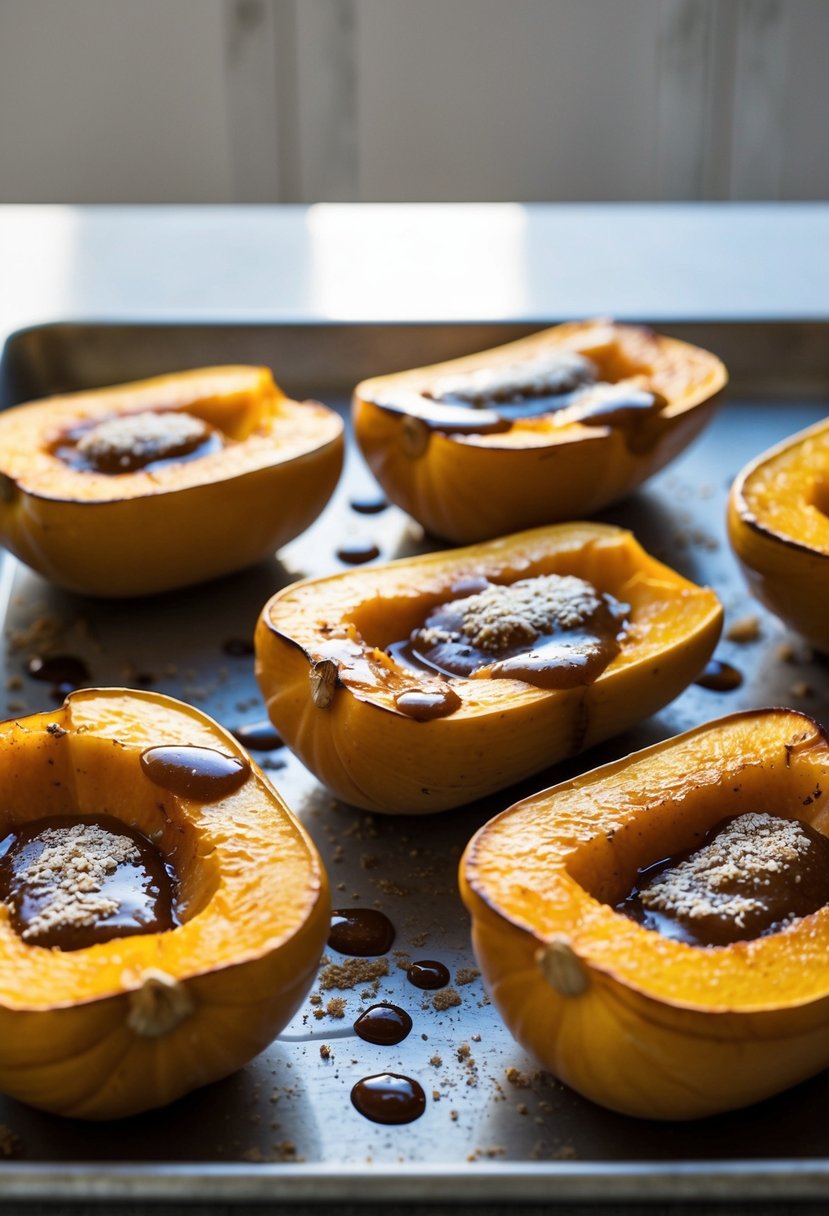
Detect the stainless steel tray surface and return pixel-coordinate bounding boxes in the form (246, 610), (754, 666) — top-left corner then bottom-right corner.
(0, 321), (828, 1207)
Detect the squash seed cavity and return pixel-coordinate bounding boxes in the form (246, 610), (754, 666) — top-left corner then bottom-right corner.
(401, 574), (628, 691)
(68, 410), (216, 474)
(428, 350), (596, 408)
(0, 815), (177, 950)
(618, 812), (829, 947)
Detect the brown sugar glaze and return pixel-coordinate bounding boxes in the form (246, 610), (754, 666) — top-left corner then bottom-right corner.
(0, 814), (177, 950)
(407, 960), (450, 990)
(387, 575), (628, 693)
(350, 1073), (426, 1124)
(618, 812), (829, 947)
(140, 745), (250, 802)
(695, 659), (743, 692)
(231, 720), (284, 751)
(353, 1003), (413, 1046)
(328, 908), (395, 956)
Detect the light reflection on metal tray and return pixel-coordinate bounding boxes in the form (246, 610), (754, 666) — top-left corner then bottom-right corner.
(0, 321), (827, 1207)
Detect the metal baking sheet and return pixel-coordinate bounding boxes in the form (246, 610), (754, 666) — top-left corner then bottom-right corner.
(0, 320), (828, 1210)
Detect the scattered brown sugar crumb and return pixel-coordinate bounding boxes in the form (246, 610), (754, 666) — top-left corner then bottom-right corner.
(0, 1126), (21, 1158)
(776, 642), (797, 663)
(242, 1140), (300, 1164)
(432, 987), (461, 1011)
(429, 1054), (443, 1067)
(505, 1066), (532, 1088)
(432, 1090), (441, 1102)
(309, 993), (322, 1006)
(791, 681), (813, 698)
(455, 967), (480, 986)
(361, 854), (380, 870)
(318, 958), (389, 991)
(409, 931), (429, 948)
(325, 997), (347, 1019)
(554, 1143), (578, 1160)
(450, 1110), (459, 1122)
(467, 1146), (505, 1162)
(457, 1042), (471, 1061)
(14, 823), (140, 943)
(725, 614), (761, 643)
(319, 1044), (332, 1060)
(640, 813), (812, 927)
(374, 878), (409, 897)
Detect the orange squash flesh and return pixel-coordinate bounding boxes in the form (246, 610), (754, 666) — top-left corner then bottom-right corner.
(728, 416), (829, 652)
(353, 320), (727, 544)
(461, 708), (829, 1120)
(254, 522), (722, 815)
(0, 688), (329, 1119)
(0, 366), (344, 596)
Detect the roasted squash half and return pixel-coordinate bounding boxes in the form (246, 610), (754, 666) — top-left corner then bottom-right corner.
(0, 366), (344, 596)
(255, 522), (722, 815)
(353, 320), (727, 543)
(461, 708), (829, 1120)
(0, 688), (328, 1119)
(728, 416), (829, 652)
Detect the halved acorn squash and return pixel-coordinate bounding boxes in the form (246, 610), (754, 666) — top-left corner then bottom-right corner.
(254, 522), (722, 815)
(728, 416), (829, 652)
(0, 688), (329, 1119)
(353, 320), (727, 543)
(0, 366), (344, 596)
(460, 708), (829, 1120)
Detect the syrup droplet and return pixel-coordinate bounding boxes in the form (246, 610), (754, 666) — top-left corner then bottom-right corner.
(353, 1003), (413, 1046)
(350, 492), (388, 515)
(407, 959), (450, 990)
(350, 1073), (426, 1124)
(336, 540), (381, 565)
(140, 745), (249, 802)
(393, 686), (461, 722)
(0, 814), (177, 951)
(27, 654), (90, 689)
(328, 908), (395, 956)
(222, 637), (254, 658)
(231, 720), (284, 751)
(695, 659), (743, 692)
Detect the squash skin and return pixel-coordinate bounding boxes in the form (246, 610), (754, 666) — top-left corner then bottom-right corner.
(353, 320), (727, 544)
(0, 366), (344, 597)
(0, 688), (329, 1120)
(254, 522), (722, 815)
(460, 708), (829, 1120)
(728, 416), (829, 652)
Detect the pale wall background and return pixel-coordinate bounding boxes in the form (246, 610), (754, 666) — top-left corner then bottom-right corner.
(0, 0), (826, 204)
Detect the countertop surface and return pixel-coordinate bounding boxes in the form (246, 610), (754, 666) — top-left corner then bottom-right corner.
(1, 203), (828, 341)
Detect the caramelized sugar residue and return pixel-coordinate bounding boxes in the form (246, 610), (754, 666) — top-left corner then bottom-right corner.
(55, 410), (221, 474)
(140, 745), (249, 802)
(695, 659), (744, 693)
(406, 959), (450, 990)
(350, 1073), (426, 1124)
(336, 540), (381, 566)
(231, 720), (284, 751)
(390, 573), (628, 692)
(618, 812), (829, 946)
(328, 908), (395, 956)
(0, 814), (176, 950)
(353, 1003), (413, 1046)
